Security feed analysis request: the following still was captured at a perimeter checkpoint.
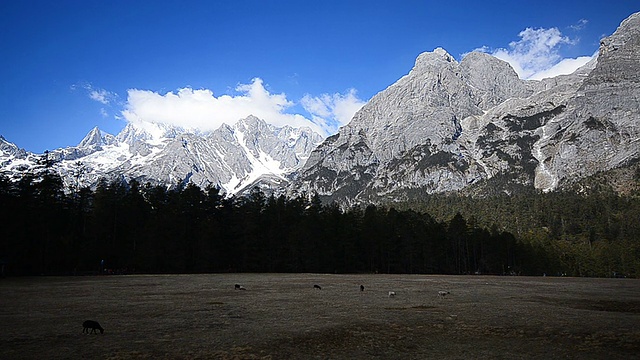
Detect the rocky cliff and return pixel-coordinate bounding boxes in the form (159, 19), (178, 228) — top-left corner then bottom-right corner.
(293, 12), (640, 204)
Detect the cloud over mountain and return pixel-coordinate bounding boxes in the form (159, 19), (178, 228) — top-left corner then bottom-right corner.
(480, 26), (595, 80)
(301, 89), (366, 134)
(120, 78), (365, 138)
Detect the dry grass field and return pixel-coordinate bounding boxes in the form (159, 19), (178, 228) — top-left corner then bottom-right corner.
(1, 274), (639, 359)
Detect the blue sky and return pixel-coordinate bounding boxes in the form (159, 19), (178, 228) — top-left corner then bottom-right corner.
(1, 1), (638, 153)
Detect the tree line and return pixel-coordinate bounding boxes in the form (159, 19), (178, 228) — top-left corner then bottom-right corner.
(0, 169), (638, 277)
(395, 184), (640, 278)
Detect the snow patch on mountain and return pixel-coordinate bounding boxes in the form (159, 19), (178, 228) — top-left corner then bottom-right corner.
(232, 128), (286, 192)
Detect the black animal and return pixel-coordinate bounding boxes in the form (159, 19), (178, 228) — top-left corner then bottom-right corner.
(234, 284), (241, 290)
(82, 320), (104, 334)
(313, 284), (322, 290)
(360, 285), (365, 291)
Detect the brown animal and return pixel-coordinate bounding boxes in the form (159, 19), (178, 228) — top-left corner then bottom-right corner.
(82, 320), (104, 334)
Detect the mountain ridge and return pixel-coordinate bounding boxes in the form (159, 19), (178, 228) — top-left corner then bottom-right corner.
(0, 116), (323, 195)
(2, 12), (639, 203)
(291, 11), (640, 204)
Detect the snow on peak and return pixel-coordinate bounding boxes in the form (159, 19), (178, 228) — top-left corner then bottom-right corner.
(78, 127), (116, 148)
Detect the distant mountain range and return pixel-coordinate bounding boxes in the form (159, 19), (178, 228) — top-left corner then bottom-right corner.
(2, 12), (639, 203)
(0, 116), (323, 195)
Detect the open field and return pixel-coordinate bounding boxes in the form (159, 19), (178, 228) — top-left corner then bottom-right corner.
(1, 274), (639, 359)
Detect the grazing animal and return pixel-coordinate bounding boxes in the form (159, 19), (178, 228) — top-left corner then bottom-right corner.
(388, 291), (396, 297)
(234, 284), (241, 290)
(313, 284), (322, 290)
(82, 320), (104, 334)
(438, 291), (450, 298)
(360, 285), (365, 291)
(238, 286), (246, 290)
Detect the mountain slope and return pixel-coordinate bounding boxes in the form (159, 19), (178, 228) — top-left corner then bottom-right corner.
(293, 12), (640, 204)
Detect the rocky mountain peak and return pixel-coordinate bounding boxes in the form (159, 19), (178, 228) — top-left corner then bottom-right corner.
(116, 123), (153, 145)
(293, 11), (640, 204)
(0, 136), (27, 159)
(78, 126), (102, 147)
(236, 115), (263, 129)
(78, 126), (117, 149)
(459, 51), (530, 109)
(584, 11), (640, 87)
(413, 47), (457, 69)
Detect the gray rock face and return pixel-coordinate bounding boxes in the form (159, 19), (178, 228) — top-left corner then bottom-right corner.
(532, 12), (640, 190)
(0, 116), (323, 195)
(293, 12), (640, 203)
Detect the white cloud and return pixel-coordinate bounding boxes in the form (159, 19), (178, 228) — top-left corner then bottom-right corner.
(492, 27), (571, 78)
(76, 83), (118, 105)
(570, 19), (588, 31)
(527, 55), (594, 80)
(301, 89), (365, 134)
(120, 78), (365, 137)
(483, 26), (594, 80)
(90, 89), (113, 104)
(72, 82), (120, 118)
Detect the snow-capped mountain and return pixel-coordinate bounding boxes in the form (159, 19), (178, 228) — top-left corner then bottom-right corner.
(0, 116), (323, 195)
(4, 12), (639, 203)
(292, 12), (640, 204)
